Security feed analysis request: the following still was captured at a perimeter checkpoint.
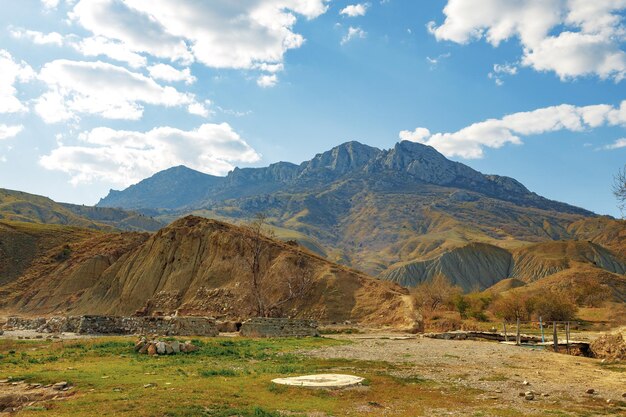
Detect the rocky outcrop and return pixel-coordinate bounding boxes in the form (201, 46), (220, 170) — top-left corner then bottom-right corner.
(239, 317), (320, 338)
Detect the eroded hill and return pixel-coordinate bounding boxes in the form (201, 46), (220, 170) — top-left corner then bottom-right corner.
(0, 216), (416, 327)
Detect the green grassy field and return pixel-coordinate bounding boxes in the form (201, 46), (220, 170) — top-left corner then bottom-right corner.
(0, 336), (497, 417)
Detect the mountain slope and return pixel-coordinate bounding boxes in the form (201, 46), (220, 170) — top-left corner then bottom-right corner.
(0, 221), (99, 286)
(0, 216), (416, 327)
(382, 239), (626, 291)
(96, 140), (621, 289)
(0, 188), (163, 232)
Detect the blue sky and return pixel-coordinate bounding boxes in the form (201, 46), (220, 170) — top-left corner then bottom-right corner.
(0, 0), (624, 216)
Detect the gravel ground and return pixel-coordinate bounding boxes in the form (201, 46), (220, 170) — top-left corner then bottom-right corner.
(305, 334), (626, 415)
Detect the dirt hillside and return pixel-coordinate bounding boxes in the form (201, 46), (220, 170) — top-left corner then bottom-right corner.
(0, 216), (416, 327)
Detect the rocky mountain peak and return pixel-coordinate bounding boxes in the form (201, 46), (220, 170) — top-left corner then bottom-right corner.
(299, 141), (381, 177)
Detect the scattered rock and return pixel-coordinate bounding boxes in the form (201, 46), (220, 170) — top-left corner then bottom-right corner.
(522, 380), (530, 386)
(586, 388), (595, 395)
(524, 392), (534, 401)
(133, 338), (199, 356)
(52, 382), (68, 391)
(143, 383), (156, 389)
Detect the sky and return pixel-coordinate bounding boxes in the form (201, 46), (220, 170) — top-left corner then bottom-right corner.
(0, 0), (624, 217)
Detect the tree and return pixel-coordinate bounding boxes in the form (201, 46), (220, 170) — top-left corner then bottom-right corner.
(412, 275), (462, 314)
(614, 165), (626, 216)
(533, 291), (577, 322)
(240, 213), (314, 317)
(490, 294), (534, 322)
(240, 213), (272, 317)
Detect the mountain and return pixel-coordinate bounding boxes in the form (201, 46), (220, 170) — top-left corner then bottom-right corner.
(0, 216), (416, 327)
(99, 141), (591, 216)
(96, 140), (623, 289)
(0, 188), (163, 232)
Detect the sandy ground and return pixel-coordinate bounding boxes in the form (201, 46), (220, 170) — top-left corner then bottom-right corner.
(305, 334), (626, 414)
(0, 330), (95, 340)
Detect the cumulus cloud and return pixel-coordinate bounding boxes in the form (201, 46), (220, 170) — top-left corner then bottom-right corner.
(0, 124), (24, 140)
(340, 3), (369, 17)
(34, 59), (204, 123)
(69, 0), (329, 73)
(341, 26), (367, 45)
(72, 36), (148, 68)
(400, 101), (626, 158)
(257, 74), (278, 88)
(41, 0), (60, 9)
(10, 28), (64, 46)
(0, 50), (35, 114)
(40, 123), (261, 185)
(147, 63), (196, 85)
(600, 137), (626, 150)
(429, 0), (626, 81)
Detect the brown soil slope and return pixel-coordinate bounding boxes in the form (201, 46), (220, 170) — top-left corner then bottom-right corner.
(382, 238), (626, 291)
(0, 221), (99, 286)
(1, 216), (415, 327)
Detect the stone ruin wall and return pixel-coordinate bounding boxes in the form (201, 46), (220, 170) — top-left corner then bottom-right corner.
(4, 316), (218, 337)
(239, 317), (320, 338)
(6, 316), (320, 338)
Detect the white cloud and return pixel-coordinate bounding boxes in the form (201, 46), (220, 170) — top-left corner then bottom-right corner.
(601, 137), (626, 150)
(69, 0), (329, 72)
(257, 74), (278, 88)
(187, 101), (212, 117)
(34, 59), (203, 123)
(42, 0), (60, 9)
(0, 124), (24, 140)
(488, 62), (518, 85)
(340, 3), (368, 17)
(147, 63), (196, 85)
(426, 52), (451, 68)
(10, 29), (64, 46)
(72, 36), (148, 68)
(400, 100), (626, 159)
(40, 123), (261, 185)
(0, 50), (35, 114)
(341, 26), (367, 45)
(429, 0), (626, 81)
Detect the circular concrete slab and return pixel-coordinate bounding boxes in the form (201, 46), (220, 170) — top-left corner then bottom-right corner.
(271, 374), (364, 388)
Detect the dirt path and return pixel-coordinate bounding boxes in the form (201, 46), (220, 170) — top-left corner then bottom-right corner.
(305, 334), (626, 415)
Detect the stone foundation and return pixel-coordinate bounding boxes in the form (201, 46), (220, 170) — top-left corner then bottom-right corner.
(4, 316), (218, 337)
(239, 317), (319, 338)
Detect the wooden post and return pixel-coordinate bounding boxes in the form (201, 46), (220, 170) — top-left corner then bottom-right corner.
(553, 322), (558, 353)
(539, 316), (545, 343)
(516, 317), (521, 345)
(503, 321), (508, 342)
(566, 322), (570, 354)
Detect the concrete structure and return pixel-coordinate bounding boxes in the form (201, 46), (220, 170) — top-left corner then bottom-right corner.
(272, 374), (364, 388)
(239, 317), (319, 338)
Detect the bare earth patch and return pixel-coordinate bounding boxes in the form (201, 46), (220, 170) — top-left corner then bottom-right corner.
(0, 380), (74, 414)
(305, 333), (626, 415)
